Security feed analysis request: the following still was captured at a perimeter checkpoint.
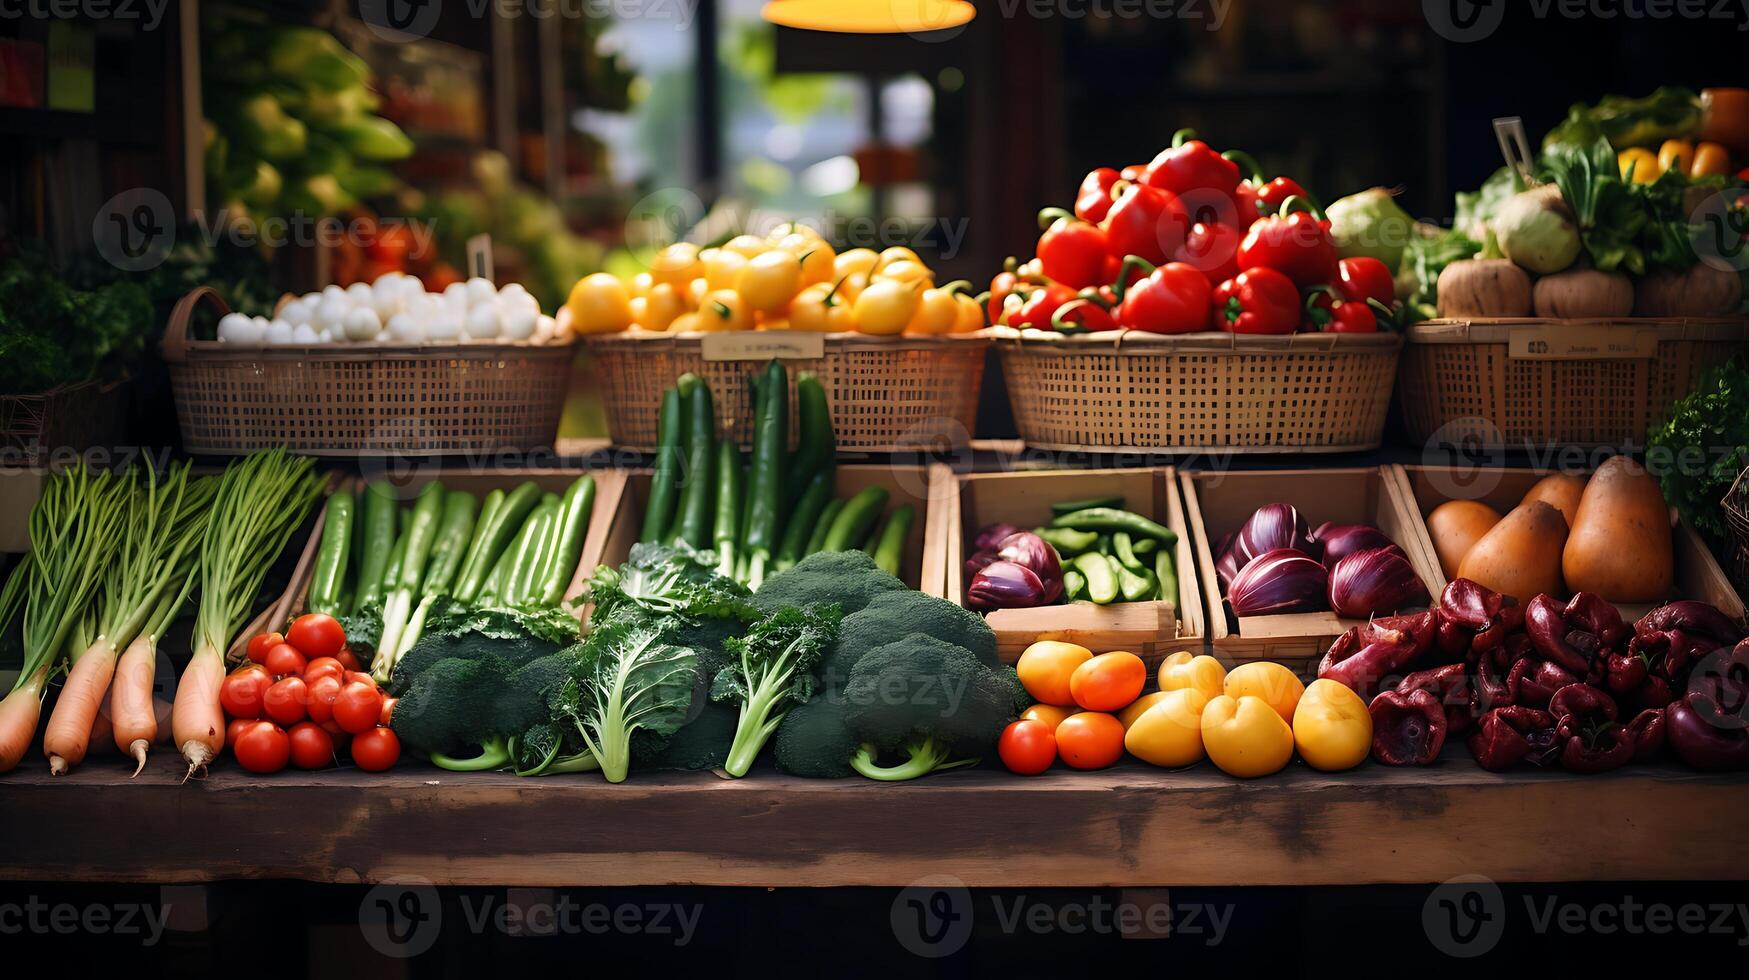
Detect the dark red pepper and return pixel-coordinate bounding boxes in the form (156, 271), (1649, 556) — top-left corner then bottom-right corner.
(1524, 594), (1595, 675)
(1439, 578), (1504, 631)
(1549, 683), (1632, 772)
(1472, 601), (1525, 663)
(1369, 688), (1447, 766)
(1629, 600), (1744, 682)
(1074, 167), (1121, 224)
(1100, 182), (1190, 267)
(1034, 208), (1110, 289)
(1172, 221), (1242, 286)
(1141, 128), (1240, 205)
(1235, 197), (1338, 288)
(1319, 610), (1437, 700)
(1112, 257), (1212, 334)
(1471, 658), (1514, 715)
(1397, 662), (1474, 735)
(1626, 707), (1666, 761)
(1212, 267), (1300, 334)
(1467, 705), (1556, 772)
(1666, 692), (1749, 770)
(1509, 656), (1579, 710)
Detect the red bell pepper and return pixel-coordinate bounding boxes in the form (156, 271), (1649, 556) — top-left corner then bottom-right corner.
(1173, 221), (1242, 286)
(1667, 692), (1749, 770)
(1120, 163), (1147, 181)
(1100, 182), (1189, 266)
(1005, 281), (1077, 329)
(1304, 286), (1379, 333)
(1336, 256), (1395, 307)
(1236, 197), (1338, 288)
(1049, 298), (1116, 334)
(1468, 705), (1557, 771)
(1112, 257), (1211, 335)
(1142, 128), (1240, 206)
(1074, 168), (1121, 224)
(985, 259), (1025, 324)
(1212, 267), (1299, 334)
(1222, 149), (1313, 228)
(1369, 688), (1447, 766)
(1035, 208), (1110, 289)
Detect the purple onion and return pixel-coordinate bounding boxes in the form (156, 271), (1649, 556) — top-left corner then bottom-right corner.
(1328, 546), (1431, 619)
(968, 560), (1050, 610)
(973, 522), (1023, 554)
(995, 532), (1064, 603)
(964, 549), (1000, 582)
(1219, 504), (1317, 588)
(1227, 548), (1329, 617)
(1312, 522), (1395, 569)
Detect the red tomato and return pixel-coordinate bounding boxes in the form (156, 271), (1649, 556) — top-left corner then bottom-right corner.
(344, 671), (376, 689)
(336, 649), (363, 672)
(306, 674), (342, 725)
(288, 721), (336, 770)
(263, 676), (309, 727)
(219, 665), (272, 720)
(998, 719), (1057, 775)
(264, 643), (307, 678)
(379, 696), (397, 727)
(232, 721), (291, 774)
(225, 716), (253, 749)
(334, 681), (384, 735)
(350, 726), (401, 772)
(303, 657), (345, 686)
(287, 613), (346, 658)
(246, 632), (284, 665)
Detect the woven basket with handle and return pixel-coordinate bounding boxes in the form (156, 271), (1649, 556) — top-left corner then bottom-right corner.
(162, 286), (575, 457)
(1399, 317), (1748, 449)
(994, 328), (1403, 453)
(584, 330), (990, 452)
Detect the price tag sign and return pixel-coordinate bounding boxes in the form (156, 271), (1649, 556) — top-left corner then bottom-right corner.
(700, 332), (825, 361)
(466, 235), (495, 282)
(1507, 323), (1658, 360)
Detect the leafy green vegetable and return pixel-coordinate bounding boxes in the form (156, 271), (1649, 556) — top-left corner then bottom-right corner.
(1543, 86), (1702, 155)
(1648, 360), (1749, 541)
(1400, 228), (1481, 323)
(549, 621), (701, 783)
(0, 251), (154, 395)
(586, 541), (757, 627)
(711, 604), (841, 777)
(1541, 136), (1646, 274)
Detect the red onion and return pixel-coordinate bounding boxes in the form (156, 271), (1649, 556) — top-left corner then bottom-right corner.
(973, 522), (1023, 554)
(1328, 545), (1431, 619)
(1223, 504), (1319, 588)
(968, 560), (1050, 610)
(1226, 548), (1328, 616)
(964, 549), (1000, 581)
(1312, 522), (1395, 569)
(996, 532), (1063, 601)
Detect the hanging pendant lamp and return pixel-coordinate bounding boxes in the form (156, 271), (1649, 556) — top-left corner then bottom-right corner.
(760, 0), (976, 34)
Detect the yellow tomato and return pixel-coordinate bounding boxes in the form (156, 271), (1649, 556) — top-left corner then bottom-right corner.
(1618, 147), (1659, 183)
(1016, 641), (1093, 707)
(565, 273), (633, 334)
(873, 259), (935, 288)
(851, 279), (923, 335)
(1117, 691), (1168, 730)
(875, 245), (922, 269)
(635, 283), (686, 331)
(758, 315), (790, 331)
(1021, 703), (1080, 730)
(950, 292), (985, 334)
(834, 248), (880, 280)
(907, 284), (961, 335)
(765, 220), (821, 244)
(668, 312), (702, 333)
(696, 290), (752, 332)
(1691, 141), (1732, 178)
(689, 277), (709, 305)
(1223, 662), (1304, 725)
(630, 271), (653, 299)
(737, 249), (806, 313)
(1292, 679), (1372, 772)
(778, 232), (837, 287)
(722, 234), (770, 259)
(1069, 651), (1146, 712)
(1157, 650), (1226, 701)
(788, 281), (856, 333)
(1200, 694), (1294, 778)
(835, 271), (868, 304)
(1124, 689), (1209, 768)
(702, 248), (748, 291)
(1657, 138), (1694, 176)
(649, 243), (702, 289)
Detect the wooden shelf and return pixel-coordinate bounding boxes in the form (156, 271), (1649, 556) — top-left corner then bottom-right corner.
(2, 753), (1745, 888)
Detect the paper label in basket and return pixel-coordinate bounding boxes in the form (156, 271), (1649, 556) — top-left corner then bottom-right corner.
(1507, 324), (1658, 360)
(700, 332), (825, 361)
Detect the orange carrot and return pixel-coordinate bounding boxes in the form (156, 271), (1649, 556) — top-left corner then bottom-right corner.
(172, 649), (226, 778)
(111, 633), (161, 776)
(0, 666), (50, 773)
(87, 700), (114, 756)
(43, 640), (118, 774)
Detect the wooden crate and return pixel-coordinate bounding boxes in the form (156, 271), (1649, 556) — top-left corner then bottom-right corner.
(589, 464), (951, 596)
(943, 467), (1205, 664)
(1182, 466), (1440, 672)
(1395, 464), (1745, 622)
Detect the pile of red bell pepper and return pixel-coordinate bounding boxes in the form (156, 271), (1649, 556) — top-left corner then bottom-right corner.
(1317, 579), (1749, 772)
(988, 129), (1399, 336)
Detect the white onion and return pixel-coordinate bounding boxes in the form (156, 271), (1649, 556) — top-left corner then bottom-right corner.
(465, 277), (497, 307)
(321, 284), (347, 304)
(387, 311), (424, 343)
(290, 323), (320, 345)
(346, 282), (374, 308)
(280, 299), (311, 327)
(265, 320), (294, 345)
(502, 308), (538, 341)
(464, 303), (501, 339)
(426, 312), (462, 341)
(343, 306), (382, 341)
(217, 313), (261, 345)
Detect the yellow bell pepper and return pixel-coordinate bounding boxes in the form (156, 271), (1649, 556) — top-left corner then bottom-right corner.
(1117, 691), (1168, 730)
(873, 258), (935, 288)
(1657, 139), (1693, 177)
(1156, 650), (1226, 701)
(564, 273), (633, 334)
(1222, 661), (1304, 724)
(950, 292), (985, 334)
(668, 311), (702, 334)
(1618, 147), (1659, 183)
(834, 248), (880, 281)
(1291, 679), (1372, 772)
(906, 282), (963, 335)
(851, 278), (922, 335)
(701, 248), (747, 291)
(875, 245), (922, 269)
(777, 232), (836, 288)
(1124, 689), (1208, 767)
(1691, 141), (1732, 178)
(1200, 694), (1294, 778)
(736, 250), (805, 313)
(722, 234), (770, 259)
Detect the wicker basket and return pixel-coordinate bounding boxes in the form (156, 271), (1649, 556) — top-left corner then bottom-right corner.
(994, 328), (1403, 453)
(584, 330), (990, 452)
(162, 287), (576, 457)
(1399, 317), (1748, 449)
(0, 377), (131, 465)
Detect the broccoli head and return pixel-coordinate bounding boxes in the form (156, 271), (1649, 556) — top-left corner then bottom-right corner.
(772, 694), (859, 778)
(631, 698), (739, 771)
(996, 664), (1033, 716)
(824, 591), (997, 690)
(843, 635), (1012, 763)
(752, 550), (905, 617)
(391, 648), (576, 769)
